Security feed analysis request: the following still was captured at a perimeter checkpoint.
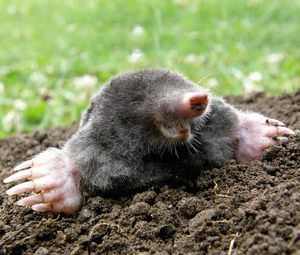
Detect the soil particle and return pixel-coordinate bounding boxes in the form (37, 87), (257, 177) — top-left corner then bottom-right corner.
(1, 91), (300, 254)
(177, 196), (205, 219)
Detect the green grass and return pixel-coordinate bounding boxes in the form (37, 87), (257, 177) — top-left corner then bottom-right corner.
(1, 0), (300, 138)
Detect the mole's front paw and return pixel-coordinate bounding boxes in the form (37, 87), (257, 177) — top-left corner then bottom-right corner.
(3, 148), (82, 214)
(235, 112), (294, 163)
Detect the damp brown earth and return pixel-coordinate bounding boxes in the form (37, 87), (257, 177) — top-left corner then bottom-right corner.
(0, 91), (299, 255)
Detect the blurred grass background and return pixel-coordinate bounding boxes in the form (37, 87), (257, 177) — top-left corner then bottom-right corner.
(0, 0), (299, 138)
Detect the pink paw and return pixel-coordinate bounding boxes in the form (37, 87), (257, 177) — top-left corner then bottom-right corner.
(235, 112), (295, 163)
(3, 148), (82, 214)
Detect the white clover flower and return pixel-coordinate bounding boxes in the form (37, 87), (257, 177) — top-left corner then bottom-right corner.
(78, 93), (89, 103)
(67, 23), (77, 33)
(184, 54), (198, 64)
(14, 99), (27, 111)
(64, 91), (77, 101)
(29, 61), (38, 70)
(73, 75), (98, 89)
(248, 71), (262, 82)
(131, 25), (145, 37)
(80, 52), (89, 60)
(7, 5), (17, 15)
(29, 71), (47, 84)
(242, 19), (252, 28)
(38, 87), (49, 95)
(0, 82), (5, 95)
(231, 68), (243, 80)
(127, 49), (144, 63)
(173, 0), (188, 6)
(198, 55), (207, 64)
(206, 78), (219, 88)
(45, 65), (54, 74)
(69, 47), (77, 56)
(243, 80), (261, 93)
(243, 71), (263, 93)
(249, 0), (262, 6)
(60, 59), (68, 73)
(3, 111), (17, 132)
(266, 53), (284, 64)
(38, 87), (53, 101)
(12, 30), (21, 39)
(0, 67), (10, 76)
(214, 45), (223, 53)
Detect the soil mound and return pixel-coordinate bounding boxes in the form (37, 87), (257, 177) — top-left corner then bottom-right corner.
(1, 90), (299, 254)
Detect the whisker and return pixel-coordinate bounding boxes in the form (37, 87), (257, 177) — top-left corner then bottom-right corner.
(159, 144), (166, 158)
(189, 141), (199, 154)
(185, 143), (193, 156)
(192, 138), (202, 147)
(101, 91), (114, 97)
(196, 75), (210, 86)
(174, 145), (179, 159)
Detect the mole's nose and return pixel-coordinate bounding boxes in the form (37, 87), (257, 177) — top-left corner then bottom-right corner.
(189, 93), (209, 111)
(178, 92), (209, 119)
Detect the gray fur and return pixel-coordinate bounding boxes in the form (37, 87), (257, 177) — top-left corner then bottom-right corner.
(63, 69), (238, 194)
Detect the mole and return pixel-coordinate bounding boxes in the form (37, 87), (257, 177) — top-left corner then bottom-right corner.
(3, 69), (294, 214)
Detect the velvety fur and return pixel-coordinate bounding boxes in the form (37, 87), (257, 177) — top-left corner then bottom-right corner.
(63, 70), (238, 194)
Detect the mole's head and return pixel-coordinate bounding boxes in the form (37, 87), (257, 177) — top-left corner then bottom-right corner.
(97, 69), (210, 154)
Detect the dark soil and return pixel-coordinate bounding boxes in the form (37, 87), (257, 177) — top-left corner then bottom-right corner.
(1, 91), (300, 255)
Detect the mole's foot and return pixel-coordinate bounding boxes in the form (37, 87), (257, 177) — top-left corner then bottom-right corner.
(3, 148), (82, 214)
(235, 112), (294, 163)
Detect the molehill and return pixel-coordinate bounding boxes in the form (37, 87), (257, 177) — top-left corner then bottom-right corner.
(0, 90), (299, 254)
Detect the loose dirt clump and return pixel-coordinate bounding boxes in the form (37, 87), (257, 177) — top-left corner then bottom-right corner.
(1, 90), (299, 254)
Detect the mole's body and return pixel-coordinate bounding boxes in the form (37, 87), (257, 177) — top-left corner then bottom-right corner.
(4, 70), (294, 214)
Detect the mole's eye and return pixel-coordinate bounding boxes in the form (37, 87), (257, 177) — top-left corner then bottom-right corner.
(88, 101), (95, 113)
(131, 95), (144, 104)
(80, 101), (95, 127)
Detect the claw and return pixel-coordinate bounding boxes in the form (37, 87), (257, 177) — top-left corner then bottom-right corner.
(15, 189), (60, 206)
(3, 169), (32, 183)
(4, 166), (48, 183)
(272, 136), (289, 143)
(14, 159), (34, 171)
(265, 126), (295, 137)
(6, 176), (61, 195)
(6, 181), (35, 195)
(16, 193), (45, 206)
(32, 203), (53, 212)
(266, 118), (285, 127)
(279, 127), (295, 136)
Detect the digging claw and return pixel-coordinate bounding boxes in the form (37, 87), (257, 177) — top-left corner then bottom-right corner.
(6, 176), (60, 195)
(4, 148), (82, 214)
(265, 118), (285, 127)
(236, 112), (294, 163)
(32, 203), (53, 212)
(6, 181), (34, 195)
(3, 169), (32, 183)
(271, 136), (289, 143)
(14, 159), (34, 171)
